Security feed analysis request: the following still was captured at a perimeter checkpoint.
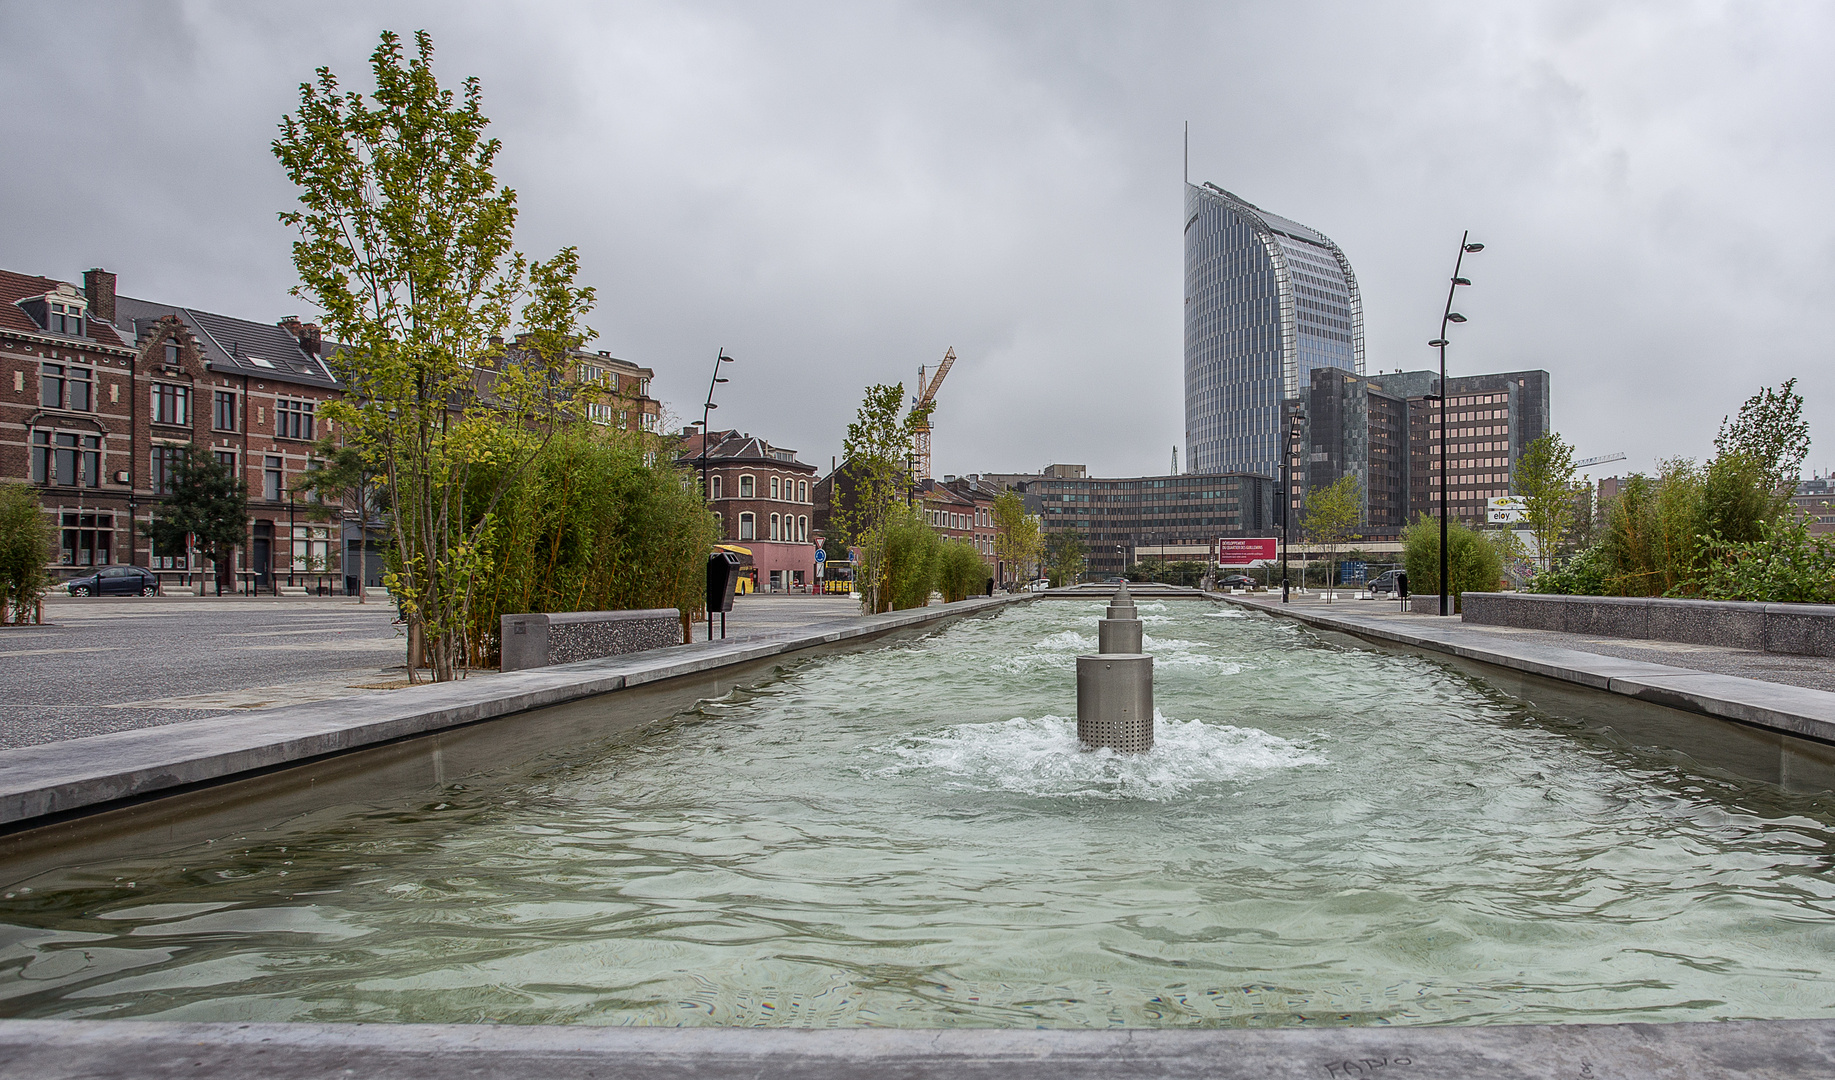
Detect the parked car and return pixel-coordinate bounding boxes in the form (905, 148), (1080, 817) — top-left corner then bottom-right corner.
(65, 565), (160, 597)
(1368, 569), (1407, 597)
(1217, 573), (1257, 589)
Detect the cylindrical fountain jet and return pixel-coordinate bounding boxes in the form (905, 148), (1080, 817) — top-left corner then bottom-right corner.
(1077, 580), (1154, 753)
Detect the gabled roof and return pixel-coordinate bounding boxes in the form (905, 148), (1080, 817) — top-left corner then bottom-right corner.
(677, 429), (812, 470)
(0, 269), (128, 347)
(114, 295), (340, 389)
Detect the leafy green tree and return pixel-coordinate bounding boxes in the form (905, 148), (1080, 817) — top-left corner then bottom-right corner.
(290, 436), (379, 601)
(834, 383), (929, 613)
(1715, 378), (1810, 504)
(991, 489), (1040, 587)
(936, 537), (990, 602)
(1597, 460), (1705, 596)
(1301, 474), (1362, 601)
(1403, 514), (1504, 609)
(0, 482), (54, 624)
(1689, 515), (1835, 604)
(882, 505), (940, 609)
(1515, 432), (1578, 572)
(146, 446), (250, 596)
(274, 30), (595, 680)
(1044, 530), (1086, 587)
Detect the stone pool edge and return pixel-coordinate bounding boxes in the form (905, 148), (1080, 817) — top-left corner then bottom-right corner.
(1211, 593), (1835, 744)
(3, 1016), (1834, 1079)
(0, 594), (1028, 830)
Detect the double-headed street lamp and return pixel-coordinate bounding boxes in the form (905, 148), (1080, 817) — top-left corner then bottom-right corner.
(1281, 407), (1306, 603)
(1428, 233), (1484, 616)
(695, 349), (736, 505)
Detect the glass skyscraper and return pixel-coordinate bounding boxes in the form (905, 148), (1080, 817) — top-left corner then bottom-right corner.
(1184, 184), (1364, 478)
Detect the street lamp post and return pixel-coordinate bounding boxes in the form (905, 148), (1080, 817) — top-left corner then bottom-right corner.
(696, 349), (735, 506)
(1429, 233), (1484, 617)
(1281, 408), (1306, 603)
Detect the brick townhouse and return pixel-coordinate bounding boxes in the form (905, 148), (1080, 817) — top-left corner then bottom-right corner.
(678, 428), (817, 592)
(3, 266), (344, 590)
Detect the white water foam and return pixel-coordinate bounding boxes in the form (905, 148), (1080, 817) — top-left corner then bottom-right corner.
(1202, 610), (1248, 619)
(871, 714), (1322, 800)
(1035, 630), (1097, 651)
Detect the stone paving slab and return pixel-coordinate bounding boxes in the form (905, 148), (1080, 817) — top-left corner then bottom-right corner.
(4, 1017), (1835, 1079)
(1219, 594), (1835, 743)
(0, 594), (1024, 829)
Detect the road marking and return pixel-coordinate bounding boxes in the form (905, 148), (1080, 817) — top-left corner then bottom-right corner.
(0, 646), (122, 658)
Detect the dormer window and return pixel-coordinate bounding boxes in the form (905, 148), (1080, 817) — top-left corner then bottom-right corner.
(164, 340), (180, 366)
(49, 301), (84, 337)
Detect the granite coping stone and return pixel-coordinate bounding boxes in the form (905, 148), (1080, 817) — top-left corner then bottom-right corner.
(4, 1017), (1835, 1079)
(0, 594), (1027, 829)
(1462, 592), (1835, 655)
(1212, 593), (1835, 743)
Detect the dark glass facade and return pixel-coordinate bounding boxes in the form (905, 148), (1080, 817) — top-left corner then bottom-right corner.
(1184, 184), (1363, 479)
(1032, 472), (1275, 578)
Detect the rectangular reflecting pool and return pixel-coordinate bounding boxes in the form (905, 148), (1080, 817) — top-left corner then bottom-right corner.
(4, 600), (1835, 1028)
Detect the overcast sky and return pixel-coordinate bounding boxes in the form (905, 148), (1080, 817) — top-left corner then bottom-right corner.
(4, 1), (1829, 482)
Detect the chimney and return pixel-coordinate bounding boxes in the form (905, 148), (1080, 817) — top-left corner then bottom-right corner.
(83, 268), (116, 324)
(301, 322), (322, 357)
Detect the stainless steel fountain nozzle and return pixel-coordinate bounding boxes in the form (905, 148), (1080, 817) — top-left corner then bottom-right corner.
(1078, 581), (1154, 753)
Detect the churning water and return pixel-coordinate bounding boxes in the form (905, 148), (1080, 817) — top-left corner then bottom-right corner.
(6, 600), (1835, 1028)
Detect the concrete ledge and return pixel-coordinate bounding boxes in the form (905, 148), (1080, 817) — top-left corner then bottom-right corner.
(0, 594), (1026, 830)
(501, 608), (681, 671)
(1213, 593), (1835, 744)
(4, 1017), (1835, 1079)
(1463, 592), (1835, 656)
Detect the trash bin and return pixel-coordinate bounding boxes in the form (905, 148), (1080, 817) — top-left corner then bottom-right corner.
(706, 551), (743, 639)
(1396, 572), (1409, 600)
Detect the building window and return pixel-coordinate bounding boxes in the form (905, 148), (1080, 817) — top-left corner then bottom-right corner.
(277, 399), (315, 440)
(798, 515), (808, 542)
(164, 340), (180, 366)
(770, 513), (781, 540)
(49, 302), (84, 337)
(31, 431), (99, 487)
(214, 391), (238, 432)
(292, 525), (332, 573)
(739, 512), (755, 541)
(59, 511), (111, 566)
(710, 475), (723, 500)
(770, 477), (781, 500)
(714, 511), (723, 537)
(152, 383), (190, 425)
(264, 456), (284, 501)
(152, 534), (189, 570)
(40, 364), (92, 411)
(641, 411), (658, 432)
(585, 402), (614, 424)
(798, 480), (808, 503)
(151, 444), (185, 494)
(40, 364), (64, 409)
(739, 475), (755, 498)
(215, 450), (237, 472)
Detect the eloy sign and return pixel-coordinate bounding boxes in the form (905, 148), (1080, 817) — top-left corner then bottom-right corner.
(1216, 537), (1278, 565)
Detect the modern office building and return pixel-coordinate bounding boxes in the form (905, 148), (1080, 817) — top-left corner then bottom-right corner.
(1029, 468), (1275, 579)
(1291, 367), (1550, 536)
(1184, 184), (1364, 480)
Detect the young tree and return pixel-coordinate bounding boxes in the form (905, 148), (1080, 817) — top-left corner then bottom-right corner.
(1514, 432), (1578, 573)
(991, 489), (1040, 587)
(145, 447), (250, 595)
(274, 30), (595, 679)
(1043, 530), (1087, 587)
(1403, 514), (1504, 609)
(0, 482), (54, 624)
(1716, 378), (1810, 500)
(834, 383), (928, 613)
(936, 537), (989, 602)
(290, 436), (379, 601)
(1301, 474), (1362, 601)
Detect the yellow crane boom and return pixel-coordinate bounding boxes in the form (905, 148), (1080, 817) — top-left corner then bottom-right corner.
(911, 346), (956, 480)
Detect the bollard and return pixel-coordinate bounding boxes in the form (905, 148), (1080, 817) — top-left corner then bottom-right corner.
(1077, 580), (1154, 753)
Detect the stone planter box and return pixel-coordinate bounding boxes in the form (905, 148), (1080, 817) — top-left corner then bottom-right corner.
(501, 609), (681, 671)
(1460, 593), (1835, 657)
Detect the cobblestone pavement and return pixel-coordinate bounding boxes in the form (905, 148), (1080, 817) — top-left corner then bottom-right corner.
(0, 593), (874, 750)
(1233, 591), (1835, 694)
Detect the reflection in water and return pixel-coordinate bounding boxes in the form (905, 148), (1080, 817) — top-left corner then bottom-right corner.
(3, 600), (1835, 1028)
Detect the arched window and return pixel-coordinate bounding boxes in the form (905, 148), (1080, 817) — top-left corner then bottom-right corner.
(739, 512), (755, 540)
(797, 480), (808, 503)
(710, 475), (722, 500)
(769, 513), (780, 540)
(739, 474), (755, 498)
(797, 515), (808, 542)
(770, 477), (780, 500)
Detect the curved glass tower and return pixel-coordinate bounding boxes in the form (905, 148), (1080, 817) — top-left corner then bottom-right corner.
(1184, 184), (1364, 478)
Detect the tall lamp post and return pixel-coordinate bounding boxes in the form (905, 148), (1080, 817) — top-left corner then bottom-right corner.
(695, 349), (735, 505)
(1280, 408), (1306, 603)
(1428, 233), (1484, 616)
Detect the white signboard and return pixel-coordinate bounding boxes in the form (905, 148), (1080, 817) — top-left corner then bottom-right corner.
(1486, 496), (1525, 524)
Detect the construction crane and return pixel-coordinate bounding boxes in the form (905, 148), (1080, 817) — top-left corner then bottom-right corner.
(910, 346), (957, 480)
(1575, 452), (1627, 469)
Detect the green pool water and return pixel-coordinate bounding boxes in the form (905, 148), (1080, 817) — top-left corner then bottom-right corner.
(5, 600), (1835, 1028)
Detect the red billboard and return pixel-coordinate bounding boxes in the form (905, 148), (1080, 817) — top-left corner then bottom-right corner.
(1216, 537), (1278, 565)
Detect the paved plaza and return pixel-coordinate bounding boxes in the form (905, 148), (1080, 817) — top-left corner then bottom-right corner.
(0, 593), (867, 750)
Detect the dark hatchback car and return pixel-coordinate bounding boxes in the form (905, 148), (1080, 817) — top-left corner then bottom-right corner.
(1217, 573), (1257, 589)
(66, 565), (160, 596)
